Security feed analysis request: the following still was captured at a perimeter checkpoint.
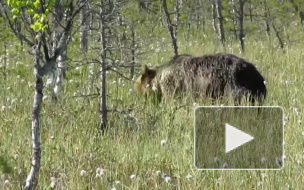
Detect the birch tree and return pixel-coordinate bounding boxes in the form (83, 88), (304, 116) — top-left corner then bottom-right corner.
(215, 0), (225, 47)
(238, 0), (245, 53)
(212, 0), (218, 36)
(229, 0), (238, 39)
(0, 0), (86, 188)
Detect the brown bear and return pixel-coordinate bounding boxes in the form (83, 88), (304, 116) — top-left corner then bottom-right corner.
(135, 53), (267, 105)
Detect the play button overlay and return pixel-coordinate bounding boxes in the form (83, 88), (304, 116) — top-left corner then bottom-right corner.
(194, 106), (284, 170)
(225, 123), (254, 153)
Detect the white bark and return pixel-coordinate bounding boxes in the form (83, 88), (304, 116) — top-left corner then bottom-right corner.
(215, 0), (226, 47)
(52, 50), (66, 103)
(212, 0), (218, 35)
(99, 1), (108, 131)
(80, 0), (90, 53)
(238, 0), (245, 53)
(24, 47), (43, 190)
(229, 0), (238, 39)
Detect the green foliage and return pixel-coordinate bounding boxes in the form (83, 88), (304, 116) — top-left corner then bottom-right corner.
(6, 0), (55, 32)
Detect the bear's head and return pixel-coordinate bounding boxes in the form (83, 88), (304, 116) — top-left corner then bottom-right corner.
(135, 65), (162, 103)
(135, 65), (157, 94)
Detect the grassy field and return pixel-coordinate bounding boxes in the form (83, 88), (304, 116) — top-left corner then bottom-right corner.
(0, 34), (303, 189)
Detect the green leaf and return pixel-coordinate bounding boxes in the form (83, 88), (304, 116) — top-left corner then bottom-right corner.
(33, 13), (40, 19)
(11, 8), (19, 15)
(33, 0), (40, 8)
(27, 9), (34, 15)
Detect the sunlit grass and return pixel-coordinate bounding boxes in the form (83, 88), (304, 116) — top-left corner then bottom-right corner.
(0, 33), (303, 189)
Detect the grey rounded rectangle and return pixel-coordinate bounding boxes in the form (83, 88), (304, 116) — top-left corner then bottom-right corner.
(194, 106), (284, 170)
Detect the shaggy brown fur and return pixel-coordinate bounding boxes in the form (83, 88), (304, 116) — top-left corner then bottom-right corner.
(135, 53), (267, 105)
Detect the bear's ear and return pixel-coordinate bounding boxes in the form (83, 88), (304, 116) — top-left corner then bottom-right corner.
(144, 65), (149, 72)
(143, 65), (156, 78)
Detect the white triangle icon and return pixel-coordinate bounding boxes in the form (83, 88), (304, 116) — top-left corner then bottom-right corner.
(225, 123), (254, 153)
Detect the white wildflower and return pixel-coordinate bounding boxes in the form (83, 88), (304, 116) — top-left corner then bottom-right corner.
(4, 180), (10, 186)
(11, 98), (17, 104)
(164, 176), (171, 183)
(152, 84), (158, 91)
(186, 174), (193, 180)
(161, 139), (168, 146)
(80, 170), (88, 177)
(95, 168), (105, 178)
(291, 107), (299, 115)
(114, 180), (121, 186)
(50, 177), (56, 188)
(13, 154), (18, 160)
(130, 174), (136, 180)
(28, 82), (33, 88)
(89, 153), (96, 159)
(1, 105), (5, 111)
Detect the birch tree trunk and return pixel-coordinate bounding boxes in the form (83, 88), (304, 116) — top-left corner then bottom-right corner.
(238, 0), (245, 53)
(212, 0), (218, 36)
(51, 0), (66, 103)
(229, 0), (238, 39)
(80, 0), (90, 53)
(52, 49), (66, 103)
(24, 45), (43, 190)
(99, 2), (108, 131)
(215, 0), (226, 47)
(162, 0), (178, 56)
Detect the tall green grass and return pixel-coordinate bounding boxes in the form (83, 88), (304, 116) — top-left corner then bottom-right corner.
(0, 35), (303, 189)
